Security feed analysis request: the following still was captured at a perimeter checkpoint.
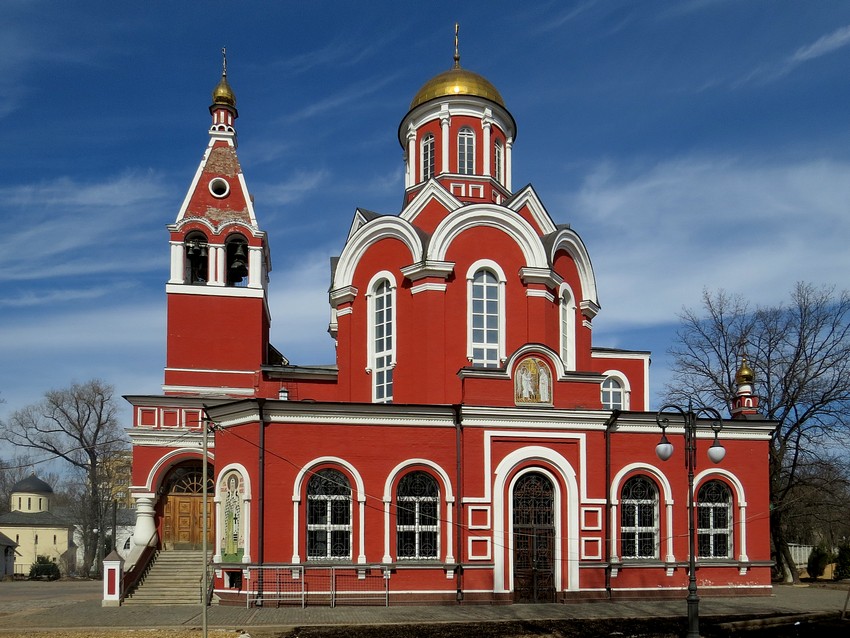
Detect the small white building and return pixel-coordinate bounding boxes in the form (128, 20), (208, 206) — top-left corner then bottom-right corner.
(0, 475), (75, 576)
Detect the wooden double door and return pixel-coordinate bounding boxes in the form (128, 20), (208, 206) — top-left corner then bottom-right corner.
(160, 464), (214, 550)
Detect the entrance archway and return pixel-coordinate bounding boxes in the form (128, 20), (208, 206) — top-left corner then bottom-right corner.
(160, 462), (213, 550)
(512, 471), (555, 603)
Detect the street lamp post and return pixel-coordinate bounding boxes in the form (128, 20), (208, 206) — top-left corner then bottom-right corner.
(655, 401), (725, 638)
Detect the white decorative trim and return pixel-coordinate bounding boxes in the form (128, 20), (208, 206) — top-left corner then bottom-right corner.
(694, 468), (749, 563)
(333, 218), (424, 291)
(214, 463), (252, 563)
(165, 284), (265, 298)
(411, 282), (448, 295)
(366, 271), (397, 402)
(400, 260), (454, 281)
(601, 370), (631, 410)
(142, 447), (213, 493)
(381, 459), (455, 563)
(160, 385), (255, 396)
(547, 227), (599, 310)
(559, 283), (577, 371)
(468, 537), (492, 561)
(468, 506), (491, 530)
(610, 464), (675, 564)
(291, 457), (366, 564)
(165, 367), (255, 375)
(466, 259), (507, 364)
(526, 289), (555, 302)
(581, 537), (603, 560)
(494, 455), (579, 593)
(329, 285), (358, 308)
(581, 506), (603, 531)
(505, 185), (557, 235)
(430, 206), (548, 268)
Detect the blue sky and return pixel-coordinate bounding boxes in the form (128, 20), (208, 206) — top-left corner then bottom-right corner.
(2, 1), (849, 425)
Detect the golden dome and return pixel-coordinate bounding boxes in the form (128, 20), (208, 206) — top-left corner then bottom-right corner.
(410, 65), (505, 110)
(212, 73), (236, 107)
(735, 356), (755, 385)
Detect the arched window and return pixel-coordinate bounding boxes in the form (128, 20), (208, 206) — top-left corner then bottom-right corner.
(306, 469), (351, 560)
(620, 476), (658, 559)
(458, 127), (474, 174)
(372, 278), (394, 403)
(225, 234), (249, 287)
(602, 377), (624, 410)
(471, 269), (500, 367)
(184, 231), (209, 284)
(697, 480), (732, 559)
(421, 133), (435, 181)
(396, 471), (439, 560)
(559, 287), (576, 370)
(494, 139), (503, 184)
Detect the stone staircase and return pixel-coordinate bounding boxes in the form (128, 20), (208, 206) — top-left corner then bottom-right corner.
(124, 550), (210, 605)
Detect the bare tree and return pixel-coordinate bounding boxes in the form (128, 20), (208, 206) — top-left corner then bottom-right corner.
(666, 283), (850, 583)
(0, 379), (128, 575)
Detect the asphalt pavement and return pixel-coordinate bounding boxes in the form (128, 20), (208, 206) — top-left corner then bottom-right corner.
(1, 579), (849, 636)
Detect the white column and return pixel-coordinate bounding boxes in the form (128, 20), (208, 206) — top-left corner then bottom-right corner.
(406, 125), (416, 187)
(382, 500), (392, 563)
(444, 497), (455, 564)
(608, 503), (619, 564)
(169, 242), (184, 284)
(248, 246), (263, 289)
(291, 496), (301, 563)
(664, 502), (675, 562)
(131, 495), (158, 548)
(482, 111), (492, 177)
(738, 503), (749, 562)
(505, 137), (514, 192)
(357, 497), (366, 564)
(210, 245), (225, 286)
(440, 105), (451, 174)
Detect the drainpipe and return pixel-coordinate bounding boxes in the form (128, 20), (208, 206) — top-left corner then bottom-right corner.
(256, 398), (266, 604)
(453, 403), (464, 604)
(604, 409), (620, 600)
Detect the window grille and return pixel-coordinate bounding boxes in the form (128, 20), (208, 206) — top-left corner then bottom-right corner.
(697, 480), (732, 558)
(396, 472), (439, 559)
(620, 476), (658, 559)
(307, 469), (351, 560)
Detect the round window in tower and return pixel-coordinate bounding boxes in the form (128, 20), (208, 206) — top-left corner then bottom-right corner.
(209, 177), (230, 198)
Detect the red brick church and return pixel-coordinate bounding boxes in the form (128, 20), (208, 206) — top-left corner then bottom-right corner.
(125, 44), (773, 605)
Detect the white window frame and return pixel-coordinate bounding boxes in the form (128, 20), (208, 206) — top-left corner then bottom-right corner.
(396, 471), (440, 560)
(559, 283), (576, 371)
(620, 476), (659, 560)
(466, 260), (507, 367)
(458, 127), (475, 175)
(601, 370), (630, 410)
(306, 469), (352, 561)
(366, 271), (397, 403)
(494, 139), (503, 184)
(421, 133), (435, 181)
(697, 480), (733, 559)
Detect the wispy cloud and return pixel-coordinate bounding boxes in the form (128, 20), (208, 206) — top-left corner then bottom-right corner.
(737, 23), (850, 86)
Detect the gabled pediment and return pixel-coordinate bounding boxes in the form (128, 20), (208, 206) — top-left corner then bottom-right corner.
(506, 184), (557, 236)
(400, 181), (462, 225)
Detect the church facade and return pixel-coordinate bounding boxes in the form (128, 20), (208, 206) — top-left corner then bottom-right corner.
(125, 48), (774, 605)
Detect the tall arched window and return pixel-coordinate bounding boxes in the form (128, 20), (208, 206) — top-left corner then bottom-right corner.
(697, 480), (732, 558)
(372, 278), (394, 403)
(396, 471), (439, 560)
(421, 133), (435, 181)
(471, 269), (500, 367)
(601, 377), (624, 410)
(620, 476), (658, 559)
(306, 469), (351, 560)
(458, 127), (474, 174)
(559, 287), (576, 370)
(494, 139), (503, 184)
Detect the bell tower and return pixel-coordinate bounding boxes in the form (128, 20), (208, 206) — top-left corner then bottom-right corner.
(163, 50), (272, 396)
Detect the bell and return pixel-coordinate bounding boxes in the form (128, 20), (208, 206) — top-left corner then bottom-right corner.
(233, 243), (247, 260)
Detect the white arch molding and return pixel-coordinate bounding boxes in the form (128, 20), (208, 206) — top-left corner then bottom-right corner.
(548, 228), (599, 310)
(291, 457), (367, 564)
(381, 459), (455, 564)
(213, 463), (252, 564)
(609, 463), (675, 563)
(492, 446), (580, 595)
(694, 468), (749, 563)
